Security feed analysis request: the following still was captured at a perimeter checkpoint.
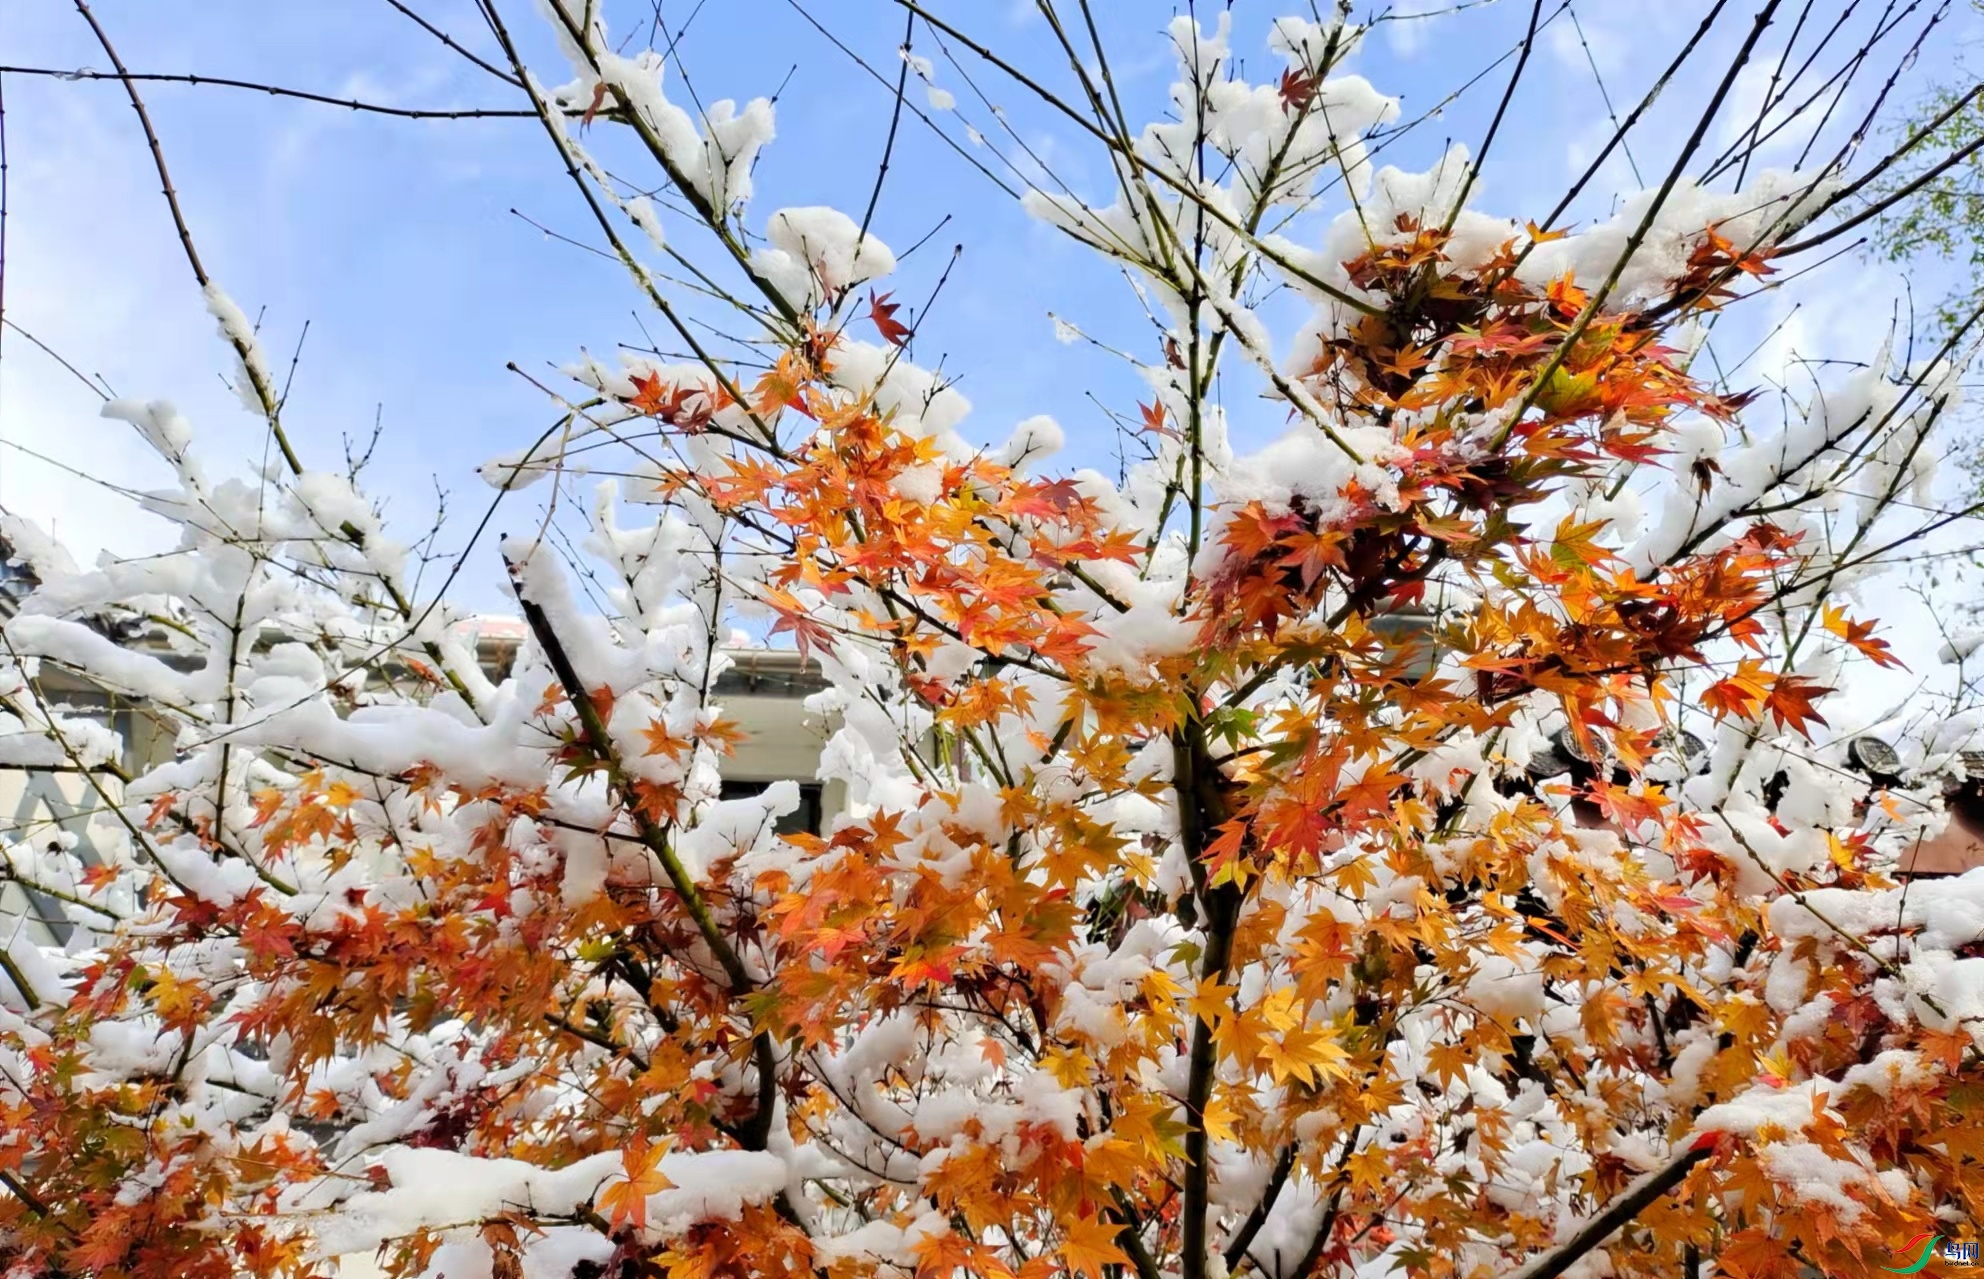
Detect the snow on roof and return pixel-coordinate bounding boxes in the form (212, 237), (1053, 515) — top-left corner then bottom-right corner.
(448, 615), (529, 644)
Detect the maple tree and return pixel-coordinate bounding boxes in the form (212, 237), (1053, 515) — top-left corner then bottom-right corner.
(3, 5), (1983, 1279)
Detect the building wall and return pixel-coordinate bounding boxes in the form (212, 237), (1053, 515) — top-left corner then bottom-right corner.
(0, 649), (842, 948)
(721, 689), (846, 823)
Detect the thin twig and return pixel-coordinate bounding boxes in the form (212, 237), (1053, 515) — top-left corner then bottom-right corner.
(1566, 3), (1643, 185)
(381, 0), (523, 86)
(1442, 0), (1547, 233)
(778, 0), (1021, 199)
(1, 320), (111, 400)
(885, 0), (1389, 319)
(0, 64), (535, 119)
(856, 10), (916, 258)
(1780, 126), (1984, 255)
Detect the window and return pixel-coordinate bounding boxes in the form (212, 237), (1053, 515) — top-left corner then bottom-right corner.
(718, 778), (824, 837)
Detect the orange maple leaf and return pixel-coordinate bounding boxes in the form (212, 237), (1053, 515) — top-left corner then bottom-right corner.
(146, 790), (180, 828)
(1821, 602), (1903, 670)
(248, 788), (286, 828)
(1763, 675), (1831, 737)
(627, 372), (715, 432)
(642, 717), (686, 759)
(754, 351), (817, 419)
(1701, 663), (1770, 722)
(598, 1139), (673, 1233)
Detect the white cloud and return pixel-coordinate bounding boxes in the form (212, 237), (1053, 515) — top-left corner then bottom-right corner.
(1544, 9), (1626, 76)
(1717, 57), (1833, 164)
(1746, 260), (1903, 391)
(0, 79), (274, 564)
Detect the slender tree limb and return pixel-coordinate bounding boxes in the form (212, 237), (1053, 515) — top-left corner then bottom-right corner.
(1176, 724), (1241, 1279)
(477, 1), (788, 454)
(0, 320), (108, 398)
(533, 2), (808, 335)
(1441, 0), (1546, 233)
(0, 945), (41, 1010)
(66, 7), (480, 711)
(776, 0), (1021, 199)
(0, 1167), (54, 1220)
(1108, 1187), (1166, 1279)
(1517, 0), (1731, 268)
(542, 1013), (652, 1073)
(63, 4), (514, 719)
(885, 0), (1388, 319)
(506, 550), (781, 1151)
(0, 67), (10, 377)
(69, 0), (301, 472)
(856, 10), (915, 256)
(1808, 81), (1984, 216)
(66, 1), (508, 715)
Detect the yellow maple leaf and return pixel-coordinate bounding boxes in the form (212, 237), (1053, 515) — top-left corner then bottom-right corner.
(1083, 1135), (1146, 1188)
(1138, 967), (1183, 1008)
(1187, 979), (1240, 1031)
(1257, 986), (1303, 1032)
(1042, 1047), (1097, 1089)
(1755, 1049), (1793, 1089)
(1199, 1092), (1239, 1144)
(1263, 1026), (1353, 1087)
(1059, 1214), (1127, 1279)
(146, 966), (207, 1027)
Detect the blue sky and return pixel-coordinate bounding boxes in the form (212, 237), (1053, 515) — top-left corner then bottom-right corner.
(1, 0), (1975, 635)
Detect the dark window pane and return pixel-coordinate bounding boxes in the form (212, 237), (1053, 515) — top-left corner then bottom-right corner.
(718, 779), (823, 836)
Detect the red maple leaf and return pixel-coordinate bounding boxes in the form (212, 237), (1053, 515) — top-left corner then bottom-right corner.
(626, 370), (672, 416)
(868, 290), (912, 348)
(765, 589), (836, 662)
(1278, 67), (1319, 113)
